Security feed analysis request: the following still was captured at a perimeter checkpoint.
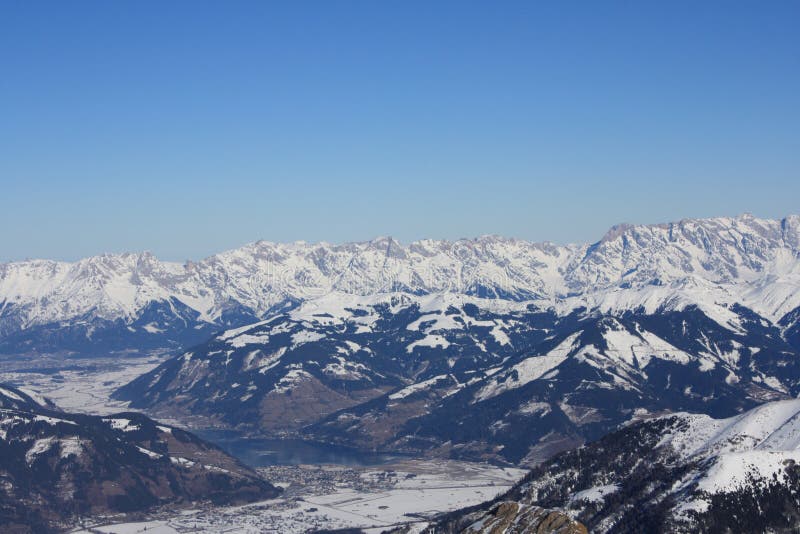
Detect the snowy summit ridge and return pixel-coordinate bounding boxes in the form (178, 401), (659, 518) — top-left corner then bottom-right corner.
(0, 214), (799, 353)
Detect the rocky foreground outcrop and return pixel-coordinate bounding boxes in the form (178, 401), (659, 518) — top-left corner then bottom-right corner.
(428, 501), (587, 533)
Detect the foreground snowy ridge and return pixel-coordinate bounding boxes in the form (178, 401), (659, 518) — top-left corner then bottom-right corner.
(659, 399), (800, 492)
(432, 398), (800, 533)
(1, 214), (799, 346)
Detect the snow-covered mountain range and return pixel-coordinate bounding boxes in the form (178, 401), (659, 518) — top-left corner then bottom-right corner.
(4, 213), (800, 531)
(116, 287), (800, 464)
(1, 214), (799, 354)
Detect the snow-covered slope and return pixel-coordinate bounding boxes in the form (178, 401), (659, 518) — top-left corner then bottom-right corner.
(0, 384), (280, 531)
(435, 399), (800, 533)
(1, 214), (799, 354)
(117, 287), (800, 465)
(115, 292), (541, 433)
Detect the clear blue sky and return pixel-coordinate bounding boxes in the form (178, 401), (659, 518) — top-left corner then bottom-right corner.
(1, 1), (798, 261)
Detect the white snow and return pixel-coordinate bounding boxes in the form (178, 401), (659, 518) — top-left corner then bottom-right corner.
(59, 437), (84, 458)
(648, 398), (800, 513)
(322, 357), (368, 379)
(255, 348), (287, 373)
(26, 437), (56, 463)
(474, 332), (580, 402)
(74, 521), (178, 534)
(291, 331), (325, 346)
(0, 355), (167, 416)
(697, 450), (800, 493)
(571, 484), (619, 503)
(136, 446), (162, 459)
(3, 215), (796, 336)
(13, 387), (50, 407)
(272, 369), (313, 394)
(517, 401), (552, 416)
(142, 322), (164, 334)
(0, 387), (25, 402)
(490, 324), (512, 346)
(406, 334), (450, 353)
(389, 375), (449, 400)
(228, 333), (271, 348)
(104, 418), (141, 432)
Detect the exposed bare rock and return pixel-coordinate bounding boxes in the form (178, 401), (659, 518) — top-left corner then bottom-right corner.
(427, 501), (587, 534)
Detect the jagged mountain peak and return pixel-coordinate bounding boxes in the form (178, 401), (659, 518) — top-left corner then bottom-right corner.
(599, 222), (635, 243)
(1, 215), (799, 354)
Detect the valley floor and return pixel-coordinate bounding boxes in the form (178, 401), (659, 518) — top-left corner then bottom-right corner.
(0, 354), (528, 533)
(70, 460), (526, 533)
(0, 352), (167, 415)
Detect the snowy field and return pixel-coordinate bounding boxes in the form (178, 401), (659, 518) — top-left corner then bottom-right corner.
(0, 353), (167, 415)
(71, 460), (527, 533)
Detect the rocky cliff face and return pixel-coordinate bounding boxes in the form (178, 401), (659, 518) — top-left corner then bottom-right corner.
(429, 501), (588, 534)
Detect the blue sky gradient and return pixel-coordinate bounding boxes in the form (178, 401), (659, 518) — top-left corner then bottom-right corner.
(1, 1), (798, 261)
